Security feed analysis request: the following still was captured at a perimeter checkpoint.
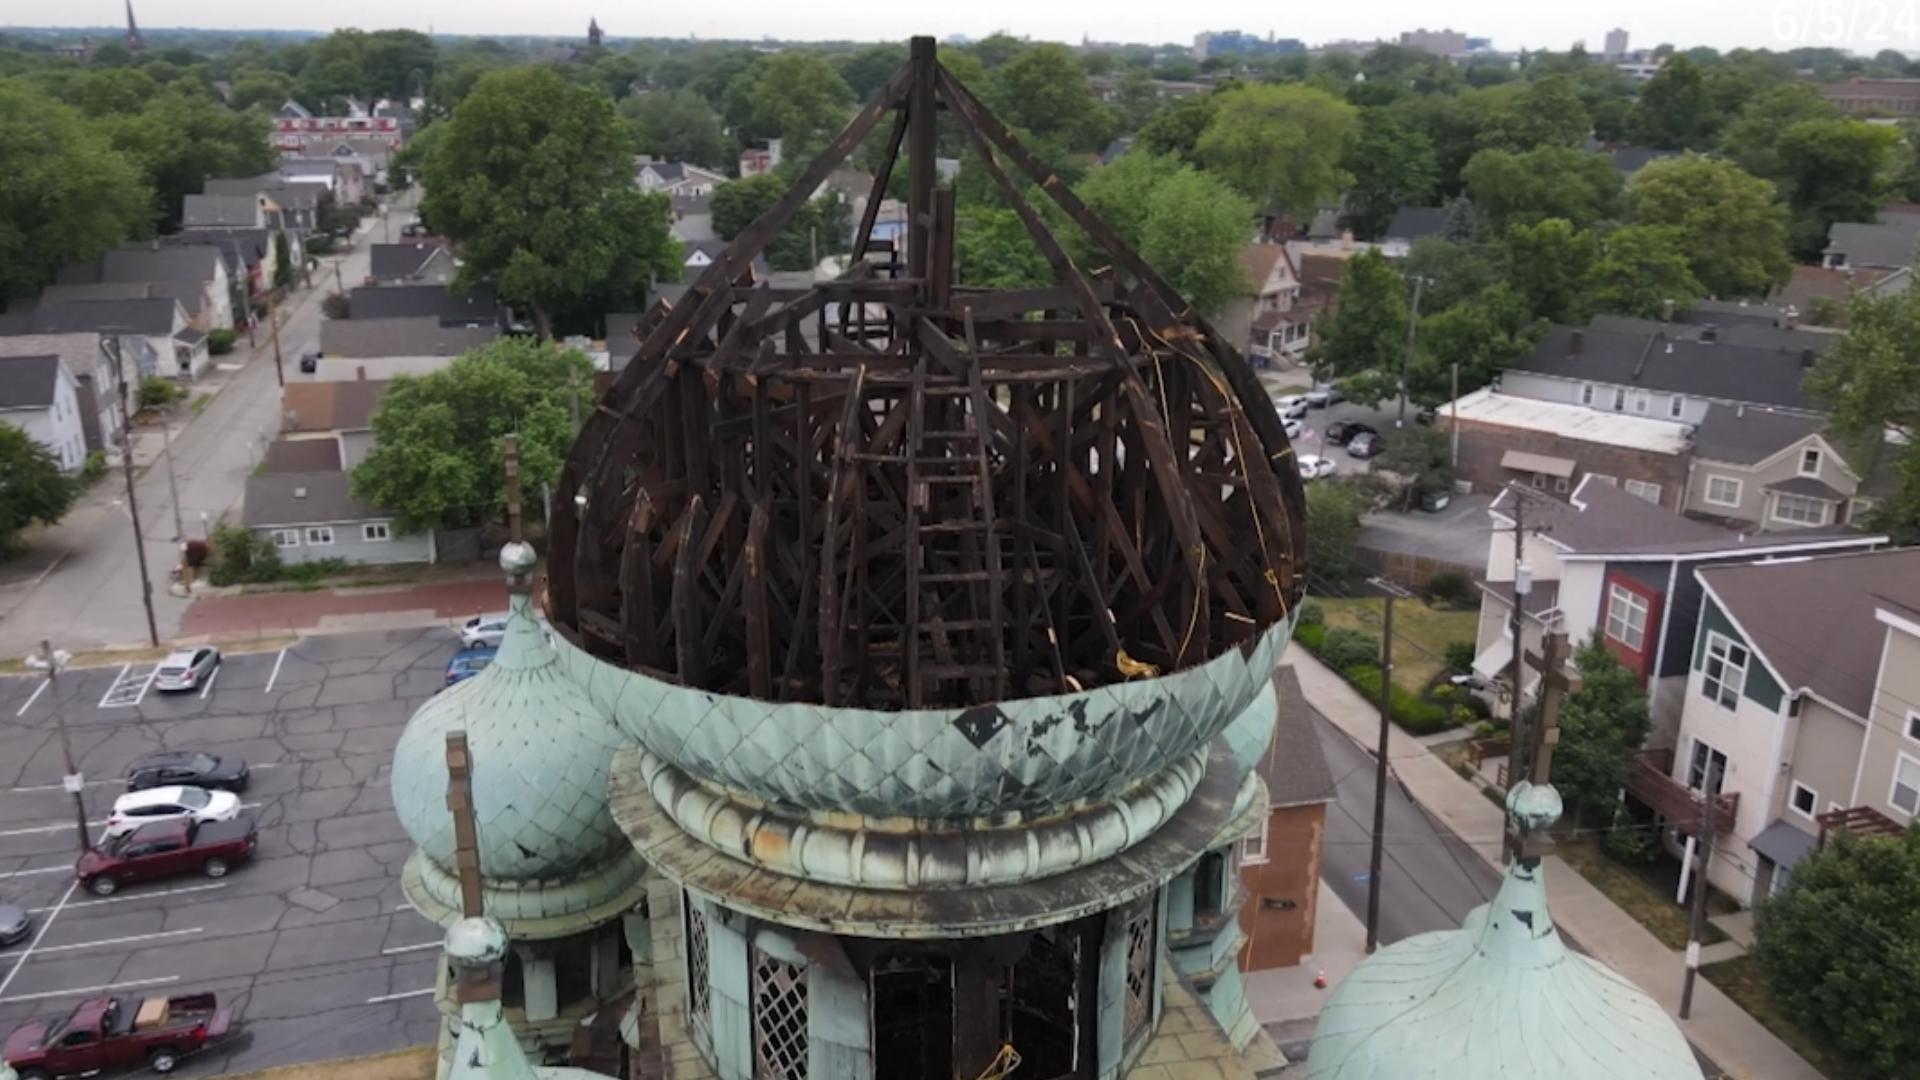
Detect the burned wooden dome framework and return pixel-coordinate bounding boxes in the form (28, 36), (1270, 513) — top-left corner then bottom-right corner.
(547, 38), (1308, 710)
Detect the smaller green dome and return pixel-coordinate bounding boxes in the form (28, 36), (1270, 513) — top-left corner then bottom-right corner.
(391, 591), (629, 886)
(1308, 783), (1703, 1080)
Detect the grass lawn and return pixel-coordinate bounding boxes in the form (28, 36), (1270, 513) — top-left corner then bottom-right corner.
(1700, 955), (1841, 1078)
(1313, 595), (1478, 695)
(1551, 828), (1732, 949)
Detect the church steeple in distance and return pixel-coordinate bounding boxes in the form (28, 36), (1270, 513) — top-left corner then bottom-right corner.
(124, 0), (144, 52)
(587, 16), (603, 47)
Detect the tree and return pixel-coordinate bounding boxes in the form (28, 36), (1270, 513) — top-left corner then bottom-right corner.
(621, 89), (729, 168)
(1408, 283), (1536, 404)
(1111, 69), (1162, 133)
(362, 29), (436, 101)
(1196, 83), (1358, 215)
(0, 83), (150, 303)
(228, 68), (293, 111)
(1477, 75), (1590, 152)
(955, 207), (1051, 289)
(1340, 109), (1438, 239)
(1461, 146), (1621, 232)
(1304, 481), (1367, 587)
(1401, 237), (1496, 312)
(0, 425), (78, 558)
(1804, 288), (1920, 541)
(1753, 828), (1920, 1080)
(1378, 426), (1454, 507)
(710, 175), (835, 271)
(420, 65), (680, 337)
(103, 89), (275, 230)
(1626, 55), (1713, 149)
(1070, 152), (1253, 315)
(744, 53), (852, 161)
(273, 229), (294, 290)
(1501, 218), (1598, 324)
(838, 43), (906, 101)
(987, 43), (1114, 152)
(1554, 635), (1652, 818)
(1718, 82), (1838, 181)
(1626, 155), (1791, 297)
(352, 338), (595, 531)
(1587, 225), (1702, 318)
(1133, 91), (1218, 162)
(711, 174), (782, 240)
(1307, 250), (1406, 385)
(1776, 119), (1901, 258)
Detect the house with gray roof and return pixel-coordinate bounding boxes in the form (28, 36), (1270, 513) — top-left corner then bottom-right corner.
(314, 317), (497, 377)
(243, 469), (434, 567)
(1473, 477), (1885, 728)
(1381, 206), (1446, 257)
(0, 353), (88, 471)
(1822, 219), (1920, 271)
(0, 298), (208, 380)
(1670, 548), (1920, 905)
(1683, 403), (1893, 531)
(367, 242), (455, 285)
(635, 159), (728, 198)
(0, 334), (126, 454)
(182, 193), (272, 229)
(203, 175), (322, 231)
(347, 283), (499, 327)
(73, 244), (235, 332)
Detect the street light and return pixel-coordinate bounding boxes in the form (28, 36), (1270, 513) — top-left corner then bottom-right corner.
(24, 642), (93, 854)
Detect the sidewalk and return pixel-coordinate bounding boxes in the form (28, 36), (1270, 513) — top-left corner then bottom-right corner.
(1284, 648), (1826, 1080)
(1243, 880), (1367, 1026)
(177, 574), (507, 641)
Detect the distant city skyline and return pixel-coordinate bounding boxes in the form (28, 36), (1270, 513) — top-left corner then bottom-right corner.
(6, 0), (1915, 55)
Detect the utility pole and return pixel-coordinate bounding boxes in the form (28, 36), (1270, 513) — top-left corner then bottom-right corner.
(1449, 361), (1460, 467)
(1680, 756), (1723, 1020)
(1365, 587), (1396, 953)
(26, 642), (92, 854)
(158, 402), (184, 542)
(106, 336), (160, 648)
(333, 258), (346, 298)
(1526, 633), (1573, 786)
(268, 290), (285, 387)
(1396, 275), (1424, 429)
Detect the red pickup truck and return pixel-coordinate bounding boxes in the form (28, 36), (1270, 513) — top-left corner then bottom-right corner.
(75, 814), (257, 897)
(3, 992), (232, 1077)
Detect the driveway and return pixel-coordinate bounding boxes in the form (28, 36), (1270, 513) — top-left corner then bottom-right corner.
(1359, 492), (1493, 570)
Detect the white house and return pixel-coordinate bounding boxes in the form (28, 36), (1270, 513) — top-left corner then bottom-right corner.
(0, 354), (89, 471)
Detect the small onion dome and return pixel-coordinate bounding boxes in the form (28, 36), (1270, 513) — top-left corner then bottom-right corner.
(1308, 783), (1703, 1080)
(391, 548), (630, 887)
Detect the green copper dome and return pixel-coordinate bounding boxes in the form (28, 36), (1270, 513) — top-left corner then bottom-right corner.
(392, 566), (630, 886)
(1308, 784), (1703, 1080)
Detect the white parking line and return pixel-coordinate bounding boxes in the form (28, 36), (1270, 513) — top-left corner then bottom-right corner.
(95, 664), (130, 708)
(198, 665), (220, 699)
(0, 865), (69, 880)
(392, 903), (414, 911)
(97, 665), (159, 710)
(5, 927), (204, 958)
(0, 880), (75, 1000)
(30, 882), (226, 914)
(13, 678), (48, 717)
(365, 987), (435, 1004)
(380, 941), (440, 955)
(0, 975), (179, 1006)
(264, 648), (287, 694)
(6, 778), (122, 794)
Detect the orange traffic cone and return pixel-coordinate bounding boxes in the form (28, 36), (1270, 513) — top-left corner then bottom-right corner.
(1313, 968), (1328, 990)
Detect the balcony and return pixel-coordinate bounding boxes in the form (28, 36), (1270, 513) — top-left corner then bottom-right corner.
(1625, 748), (1738, 835)
(1814, 805), (1905, 846)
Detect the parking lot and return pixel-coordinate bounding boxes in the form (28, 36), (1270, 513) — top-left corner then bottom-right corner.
(0, 628), (462, 1074)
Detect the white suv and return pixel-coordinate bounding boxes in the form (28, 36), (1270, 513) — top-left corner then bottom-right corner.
(460, 612), (511, 648)
(106, 786), (241, 837)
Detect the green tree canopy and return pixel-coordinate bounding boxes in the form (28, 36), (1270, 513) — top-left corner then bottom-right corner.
(1587, 224), (1703, 318)
(1070, 152), (1253, 315)
(987, 43), (1114, 152)
(1133, 91), (1219, 162)
(228, 67), (294, 111)
(362, 29), (437, 101)
(1307, 249), (1407, 385)
(1626, 55), (1714, 148)
(1196, 83), (1358, 215)
(1378, 425), (1454, 506)
(1461, 146), (1622, 232)
(352, 338), (595, 531)
(1400, 237), (1497, 312)
(1776, 118), (1901, 258)
(955, 207), (1051, 289)
(1409, 283), (1536, 404)
(744, 52), (852, 161)
(1718, 82), (1838, 181)
(0, 82), (150, 302)
(1625, 155), (1790, 298)
(709, 174), (838, 272)
(838, 43), (906, 101)
(102, 88), (274, 230)
(1805, 287), (1920, 541)
(1554, 635), (1653, 816)
(621, 89), (729, 168)
(1476, 75), (1590, 152)
(1304, 481), (1368, 587)
(1754, 828), (1920, 1080)
(421, 65), (679, 336)
(1341, 108), (1439, 239)
(1501, 218), (1598, 323)
(0, 424), (79, 558)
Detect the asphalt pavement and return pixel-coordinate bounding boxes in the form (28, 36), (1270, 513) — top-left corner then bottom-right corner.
(0, 627), (459, 1075)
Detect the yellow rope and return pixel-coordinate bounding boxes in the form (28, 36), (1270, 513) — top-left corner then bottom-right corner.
(973, 1043), (1023, 1080)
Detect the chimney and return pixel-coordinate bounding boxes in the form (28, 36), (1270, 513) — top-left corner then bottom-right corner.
(356, 365), (367, 381)
(1700, 323), (1718, 343)
(1569, 328), (1584, 358)
(1661, 298), (1674, 322)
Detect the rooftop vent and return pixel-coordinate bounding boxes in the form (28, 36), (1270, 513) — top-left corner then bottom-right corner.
(293, 486), (308, 498)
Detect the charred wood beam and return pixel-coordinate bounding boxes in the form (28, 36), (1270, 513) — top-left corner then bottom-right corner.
(669, 497), (708, 686)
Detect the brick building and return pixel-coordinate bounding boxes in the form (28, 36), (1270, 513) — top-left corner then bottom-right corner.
(1438, 387), (1694, 512)
(1238, 667), (1336, 971)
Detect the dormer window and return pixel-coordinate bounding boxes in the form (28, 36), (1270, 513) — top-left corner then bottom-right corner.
(1799, 446), (1822, 477)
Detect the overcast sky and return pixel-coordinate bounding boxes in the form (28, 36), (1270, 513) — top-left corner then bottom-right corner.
(12, 0), (1909, 55)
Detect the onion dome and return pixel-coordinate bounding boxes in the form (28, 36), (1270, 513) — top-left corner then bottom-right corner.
(1308, 783), (1703, 1080)
(391, 542), (643, 931)
(444, 915), (615, 1080)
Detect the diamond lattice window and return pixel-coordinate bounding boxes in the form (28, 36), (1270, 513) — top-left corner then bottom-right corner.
(685, 896), (710, 1036)
(1122, 896), (1154, 1037)
(753, 946), (808, 1080)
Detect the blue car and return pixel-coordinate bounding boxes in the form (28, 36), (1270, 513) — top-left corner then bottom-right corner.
(445, 646), (496, 687)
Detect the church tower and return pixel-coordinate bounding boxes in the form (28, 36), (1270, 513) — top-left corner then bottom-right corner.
(587, 17), (603, 47)
(124, 0), (144, 52)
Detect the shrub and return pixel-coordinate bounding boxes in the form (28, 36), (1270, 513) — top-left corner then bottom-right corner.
(207, 328), (236, 356)
(82, 449), (107, 481)
(322, 291), (350, 319)
(1431, 683), (1458, 704)
(206, 523), (282, 586)
(138, 375), (183, 410)
(1451, 703), (1476, 727)
(306, 233), (336, 255)
(1297, 598), (1324, 626)
(1444, 639), (1477, 673)
(1427, 570), (1473, 607)
(1472, 720), (1497, 739)
(1321, 627), (1382, 670)
(1603, 825), (1658, 866)
(1294, 621), (1326, 652)
(1340, 662), (1456, 734)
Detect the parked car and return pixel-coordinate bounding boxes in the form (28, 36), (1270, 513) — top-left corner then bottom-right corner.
(400, 219), (425, 238)
(3, 992), (234, 1077)
(76, 815), (258, 897)
(1325, 420), (1377, 446)
(1282, 417), (1304, 440)
(125, 752), (250, 794)
(459, 612), (511, 649)
(0, 901), (28, 947)
(1305, 384), (1344, 408)
(152, 647), (219, 693)
(446, 646), (496, 687)
(1297, 455), (1337, 481)
(105, 786), (242, 839)
(1415, 406), (1437, 426)
(298, 351), (320, 374)
(1418, 488), (1452, 513)
(1346, 432), (1385, 459)
(1271, 394), (1310, 419)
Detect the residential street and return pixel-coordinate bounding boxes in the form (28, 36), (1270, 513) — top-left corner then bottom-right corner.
(0, 200), (416, 657)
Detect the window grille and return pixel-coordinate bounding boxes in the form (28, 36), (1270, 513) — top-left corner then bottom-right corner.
(753, 946), (808, 1080)
(1122, 896), (1154, 1037)
(685, 897), (710, 1036)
